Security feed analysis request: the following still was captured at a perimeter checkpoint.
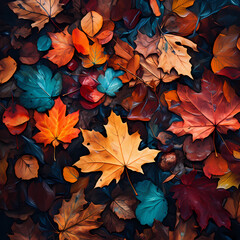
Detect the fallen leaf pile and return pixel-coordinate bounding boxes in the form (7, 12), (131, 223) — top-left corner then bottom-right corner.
(1, 0), (240, 239)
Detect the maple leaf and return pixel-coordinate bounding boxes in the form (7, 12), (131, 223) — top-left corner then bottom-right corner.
(165, 70), (240, 141)
(74, 111), (159, 188)
(33, 97), (80, 147)
(9, 218), (45, 240)
(8, 0), (63, 31)
(134, 31), (159, 58)
(81, 42), (108, 68)
(44, 27), (75, 67)
(217, 172), (240, 189)
(172, 0), (195, 17)
(157, 33), (197, 79)
(211, 25), (240, 73)
(54, 188), (105, 240)
(171, 170), (231, 229)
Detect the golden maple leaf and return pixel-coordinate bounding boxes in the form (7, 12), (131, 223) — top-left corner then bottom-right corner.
(8, 0), (63, 31)
(33, 97), (80, 148)
(157, 34), (198, 79)
(74, 111), (160, 188)
(54, 187), (105, 240)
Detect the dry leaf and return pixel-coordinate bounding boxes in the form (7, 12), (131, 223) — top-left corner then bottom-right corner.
(44, 27), (75, 67)
(224, 190), (240, 222)
(171, 0), (195, 17)
(0, 56), (17, 84)
(157, 34), (197, 79)
(8, 0), (63, 31)
(54, 188), (105, 240)
(81, 11), (103, 37)
(211, 25), (240, 73)
(217, 172), (240, 189)
(14, 155), (39, 180)
(74, 111), (160, 188)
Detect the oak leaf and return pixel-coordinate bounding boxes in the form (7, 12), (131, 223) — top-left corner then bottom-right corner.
(171, 170), (231, 229)
(211, 25), (240, 73)
(74, 111), (159, 188)
(44, 27), (74, 67)
(81, 11), (103, 37)
(54, 188), (105, 240)
(8, 0), (63, 31)
(157, 34), (197, 79)
(33, 97), (80, 147)
(81, 42), (108, 68)
(14, 155), (39, 180)
(0, 56), (17, 84)
(165, 70), (240, 141)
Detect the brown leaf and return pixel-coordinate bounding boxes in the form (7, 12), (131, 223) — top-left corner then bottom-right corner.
(0, 153), (8, 185)
(8, 0), (63, 31)
(12, 25), (31, 39)
(224, 190), (240, 223)
(54, 188), (105, 240)
(110, 195), (136, 219)
(211, 25), (240, 73)
(14, 155), (39, 180)
(19, 42), (40, 65)
(102, 208), (126, 233)
(135, 31), (159, 58)
(9, 218), (46, 240)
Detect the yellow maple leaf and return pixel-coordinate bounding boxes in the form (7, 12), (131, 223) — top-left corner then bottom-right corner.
(8, 0), (63, 31)
(74, 111), (160, 188)
(217, 172), (240, 189)
(157, 34), (198, 79)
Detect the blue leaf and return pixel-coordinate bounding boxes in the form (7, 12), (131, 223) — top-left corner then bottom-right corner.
(97, 68), (124, 97)
(37, 35), (52, 51)
(15, 64), (62, 112)
(135, 180), (168, 226)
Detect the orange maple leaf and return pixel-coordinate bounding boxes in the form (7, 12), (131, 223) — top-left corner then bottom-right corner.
(81, 42), (108, 68)
(33, 97), (80, 148)
(44, 27), (75, 67)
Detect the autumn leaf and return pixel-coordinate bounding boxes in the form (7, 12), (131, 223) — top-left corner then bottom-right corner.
(81, 11), (103, 37)
(9, 218), (46, 240)
(44, 27), (75, 67)
(224, 190), (240, 223)
(8, 0), (63, 31)
(171, 170), (231, 229)
(33, 97), (80, 147)
(203, 153), (228, 178)
(0, 153), (8, 185)
(135, 31), (159, 58)
(0, 56), (17, 84)
(54, 187), (105, 240)
(63, 166), (79, 183)
(3, 103), (29, 135)
(211, 25), (240, 73)
(165, 70), (240, 141)
(72, 28), (89, 55)
(14, 155), (39, 180)
(217, 172), (240, 189)
(172, 0), (195, 17)
(81, 42), (108, 68)
(150, 0), (161, 16)
(74, 111), (159, 188)
(157, 34), (198, 79)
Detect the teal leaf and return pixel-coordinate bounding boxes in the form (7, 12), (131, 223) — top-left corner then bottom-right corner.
(97, 68), (124, 97)
(135, 180), (168, 226)
(15, 65), (62, 112)
(37, 35), (52, 51)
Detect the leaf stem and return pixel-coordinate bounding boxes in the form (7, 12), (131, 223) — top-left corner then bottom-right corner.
(213, 131), (218, 157)
(125, 167), (138, 196)
(50, 18), (65, 34)
(54, 145), (56, 161)
(62, 88), (81, 96)
(216, 130), (232, 155)
(0, 102), (6, 110)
